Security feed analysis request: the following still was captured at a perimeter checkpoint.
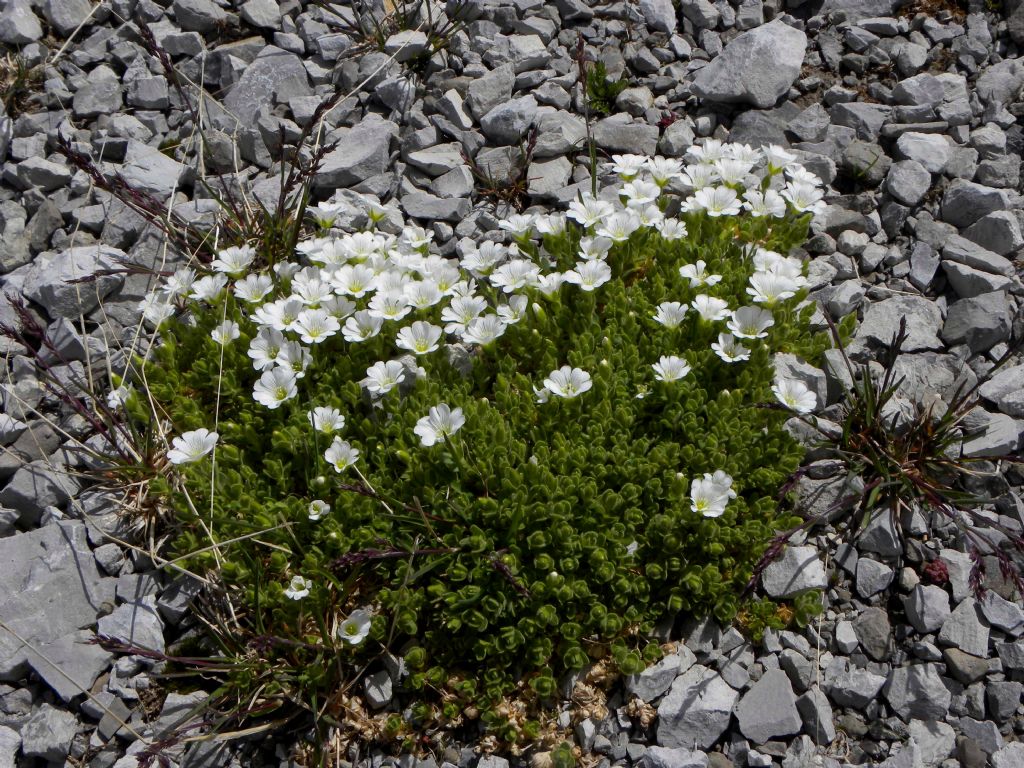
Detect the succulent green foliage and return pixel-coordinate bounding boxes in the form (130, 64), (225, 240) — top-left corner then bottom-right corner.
(585, 61), (628, 116)
(139, 198), (826, 734)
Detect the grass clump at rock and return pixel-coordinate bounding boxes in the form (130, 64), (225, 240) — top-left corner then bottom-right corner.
(118, 143), (833, 751)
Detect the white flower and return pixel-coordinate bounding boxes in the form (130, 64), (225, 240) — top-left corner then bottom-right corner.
(253, 368), (298, 409)
(210, 245), (256, 276)
(542, 366), (592, 399)
(308, 406), (345, 434)
(497, 295), (528, 325)
(106, 385), (132, 409)
(325, 437), (359, 471)
(308, 500), (330, 521)
(595, 210), (641, 243)
(578, 236), (613, 261)
(295, 308), (340, 344)
(460, 241), (508, 274)
(533, 385), (550, 403)
(534, 213), (567, 236)
(656, 218), (688, 241)
(344, 231), (386, 261)
(743, 189), (788, 218)
(772, 377), (817, 414)
(728, 143), (760, 165)
(331, 264), (377, 297)
(490, 259), (541, 293)
(714, 158), (755, 185)
(634, 204), (664, 228)
(278, 341), (312, 379)
(646, 156), (683, 186)
(782, 181), (826, 215)
(167, 428), (218, 465)
(653, 301), (688, 328)
(322, 296), (356, 320)
(607, 153), (647, 179)
(786, 166), (821, 187)
(210, 320), (240, 345)
(691, 294), (731, 322)
(711, 332), (750, 363)
(273, 261), (302, 280)
(396, 321), (443, 355)
(401, 224), (433, 250)
(342, 310), (384, 342)
(247, 328), (285, 371)
(728, 306), (775, 339)
(291, 272), (334, 306)
(338, 608), (372, 645)
(692, 186), (742, 217)
(689, 475), (730, 518)
(404, 280), (443, 310)
(164, 267), (197, 297)
(746, 271), (800, 306)
(252, 298), (303, 332)
(679, 163), (719, 190)
(284, 575), (310, 600)
(441, 295), (488, 334)
(233, 273), (274, 303)
(362, 360), (406, 396)
(191, 273), (229, 302)
(564, 260), (612, 292)
(461, 315), (507, 345)
(498, 213), (535, 238)
(764, 145), (797, 174)
(678, 260), (722, 288)
(139, 291), (175, 326)
(620, 179), (661, 207)
(567, 195), (616, 229)
(367, 290), (413, 322)
(710, 470), (737, 500)
(535, 272), (566, 296)
(686, 138), (725, 164)
(414, 404), (466, 447)
(652, 355), (692, 382)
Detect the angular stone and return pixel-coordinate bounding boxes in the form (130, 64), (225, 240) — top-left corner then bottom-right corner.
(909, 719), (954, 767)
(735, 669), (802, 744)
(593, 115), (660, 155)
(20, 704), (77, 762)
(643, 746), (708, 768)
(400, 192), (470, 222)
(0, 0), (42, 43)
(822, 657), (886, 709)
(942, 292), (1012, 352)
(315, 115), (398, 189)
(942, 261), (1013, 300)
(0, 460), (81, 524)
(25, 630), (112, 703)
(904, 584), (951, 634)
(240, 0), (280, 28)
(97, 595), (165, 654)
(626, 650), (695, 703)
(639, 0), (677, 32)
(173, 0), (228, 32)
(533, 110), (587, 158)
(891, 73), (945, 106)
(856, 558), (894, 598)
(796, 686), (835, 745)
(937, 598), (989, 657)
(942, 648), (989, 684)
(528, 156), (573, 200)
(854, 607), (893, 662)
(993, 743), (1024, 768)
(13, 156), (72, 193)
(961, 211), (1023, 257)
(383, 30), (428, 62)
(657, 665), (739, 750)
(223, 46), (310, 126)
(975, 58), (1024, 105)
(941, 180), (1011, 228)
(690, 20), (807, 108)
(480, 95), (537, 145)
(831, 102), (892, 140)
(43, 0), (92, 36)
(406, 143), (463, 176)
(466, 63), (514, 121)
(987, 681), (1024, 722)
(884, 160), (931, 206)
(942, 234), (1015, 276)
(884, 664), (951, 721)
(22, 244), (125, 319)
(761, 546), (827, 598)
(856, 296), (943, 352)
(0, 725), (18, 768)
(119, 140), (192, 202)
(979, 365), (1024, 419)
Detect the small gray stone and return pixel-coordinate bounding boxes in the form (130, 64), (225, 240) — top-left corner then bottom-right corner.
(383, 30), (429, 62)
(43, 0), (92, 35)
(993, 743), (1024, 768)
(593, 115), (660, 155)
(315, 115), (398, 189)
(979, 365), (1024, 419)
(796, 686), (835, 745)
(834, 619), (859, 653)
(987, 681), (1023, 722)
(173, 0), (228, 32)
(831, 102), (892, 140)
(858, 509), (903, 557)
(400, 192), (470, 222)
(240, 0), (280, 28)
(20, 704), (77, 762)
(97, 596), (165, 654)
(120, 140), (192, 202)
(626, 650), (694, 702)
(856, 558), (895, 598)
(643, 746), (708, 768)
(735, 669), (802, 744)
(961, 211), (1023, 257)
(908, 719), (954, 766)
(13, 156), (72, 193)
(942, 292), (1012, 352)
(885, 160), (931, 206)
(639, 0), (677, 33)
(958, 717), (1003, 754)
(979, 591), (1024, 637)
(884, 663), (951, 721)
(25, 630), (112, 703)
(533, 111), (587, 159)
(975, 58), (1024, 105)
(0, 0), (42, 43)
(942, 648), (989, 684)
(854, 606), (893, 661)
(480, 95), (537, 145)
(691, 20), (807, 108)
(656, 665), (739, 750)
(0, 725), (18, 768)
(406, 143), (464, 176)
(761, 546), (827, 598)
(856, 296), (943, 353)
(364, 669), (392, 709)
(22, 244), (125, 320)
(822, 657), (886, 709)
(941, 180), (1011, 228)
(467, 63), (514, 121)
(904, 585), (951, 634)
(894, 132), (950, 174)
(223, 46), (310, 126)
(937, 598), (989, 657)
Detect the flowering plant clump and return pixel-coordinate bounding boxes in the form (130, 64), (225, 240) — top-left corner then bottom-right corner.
(132, 142), (832, 741)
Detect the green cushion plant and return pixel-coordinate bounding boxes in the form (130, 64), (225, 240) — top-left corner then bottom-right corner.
(123, 142), (833, 748)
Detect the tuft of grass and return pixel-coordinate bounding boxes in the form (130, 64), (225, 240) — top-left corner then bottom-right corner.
(584, 61), (628, 118)
(462, 126), (538, 212)
(0, 52), (44, 117)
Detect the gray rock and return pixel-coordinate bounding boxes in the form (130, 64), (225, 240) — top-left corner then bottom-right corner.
(942, 234), (1015, 276)
(885, 160), (931, 206)
(993, 743), (1024, 768)
(908, 719), (954, 767)
(223, 46), (310, 126)
(553, 0), (593, 21)
(0, 460), (81, 522)
(528, 157), (572, 200)
(942, 261), (1013, 299)
(0, 0), (42, 43)
(533, 111), (587, 158)
(958, 717), (1003, 754)
(937, 598), (989, 657)
(796, 686), (835, 745)
(834, 619), (859, 653)
(884, 663), (951, 721)
(127, 76), (169, 109)
(856, 558), (894, 598)
(987, 681), (1023, 721)
(639, 0), (677, 32)
(979, 365), (1024, 419)
(979, 591), (1024, 637)
(120, 140), (192, 202)
(904, 584), (951, 634)
(942, 648), (989, 684)
(0, 725), (18, 768)
(406, 143), (464, 176)
(480, 95), (537, 145)
(941, 180), (1011, 228)
(173, 0), (228, 31)
(856, 296), (943, 352)
(42, 0), (92, 35)
(643, 746), (708, 768)
(383, 30), (429, 62)
(656, 665), (739, 750)
(13, 156), (71, 193)
(593, 115), (660, 155)
(831, 102), (892, 140)
(854, 606), (893, 661)
(891, 73), (946, 106)
(961, 211), (1023, 257)
(761, 546), (827, 598)
(400, 192), (470, 222)
(822, 657), (886, 709)
(975, 59), (1024, 105)
(22, 244), (125, 319)
(97, 595), (165, 654)
(690, 20), (807, 108)
(20, 704), (77, 762)
(239, 0), (280, 28)
(679, 0), (719, 29)
(841, 140), (892, 187)
(627, 650), (695, 703)
(364, 669), (392, 709)
(942, 292), (1011, 352)
(894, 133), (950, 174)
(735, 669), (802, 744)
(467, 64), (514, 121)
(315, 115), (398, 189)
(25, 630), (112, 703)
(74, 74), (124, 118)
